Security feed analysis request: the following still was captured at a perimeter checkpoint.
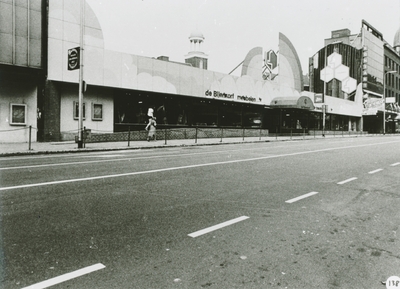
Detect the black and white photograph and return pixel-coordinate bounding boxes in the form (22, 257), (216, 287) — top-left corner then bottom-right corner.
(1, 0), (400, 288)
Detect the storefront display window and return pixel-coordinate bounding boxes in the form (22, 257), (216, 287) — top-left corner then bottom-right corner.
(92, 103), (103, 121)
(73, 101), (86, 120)
(10, 104), (27, 125)
(192, 100), (218, 126)
(220, 103), (242, 127)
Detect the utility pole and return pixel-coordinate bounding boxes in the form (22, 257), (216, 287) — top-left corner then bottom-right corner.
(77, 0), (85, 148)
(322, 45), (327, 137)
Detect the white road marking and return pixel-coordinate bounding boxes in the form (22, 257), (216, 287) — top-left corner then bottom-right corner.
(368, 168), (383, 174)
(337, 177), (358, 185)
(21, 263), (105, 289)
(285, 192), (319, 203)
(1, 141), (399, 190)
(188, 216), (249, 238)
(85, 155), (124, 158)
(3, 139), (400, 170)
(390, 162), (400, 166)
(0, 147), (264, 171)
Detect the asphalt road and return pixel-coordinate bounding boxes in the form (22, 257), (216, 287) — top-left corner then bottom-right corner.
(1, 136), (400, 288)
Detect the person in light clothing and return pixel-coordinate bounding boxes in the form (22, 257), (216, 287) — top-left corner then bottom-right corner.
(145, 117), (157, 141)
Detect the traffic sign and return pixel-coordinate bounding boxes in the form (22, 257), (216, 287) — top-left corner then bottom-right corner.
(68, 47), (80, 70)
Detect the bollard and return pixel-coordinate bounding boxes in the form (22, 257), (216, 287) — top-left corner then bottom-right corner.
(128, 126), (131, 147)
(259, 128), (262, 141)
(195, 127), (198, 143)
(220, 128), (223, 142)
(28, 125), (32, 150)
(303, 128), (305, 140)
(83, 127), (86, 148)
(290, 129), (292, 140)
(164, 128), (167, 145)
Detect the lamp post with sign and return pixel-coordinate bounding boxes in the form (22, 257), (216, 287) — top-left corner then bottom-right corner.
(383, 70), (396, 135)
(67, 0), (85, 147)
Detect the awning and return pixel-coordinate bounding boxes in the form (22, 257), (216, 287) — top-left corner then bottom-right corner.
(363, 89), (382, 98)
(270, 96), (315, 110)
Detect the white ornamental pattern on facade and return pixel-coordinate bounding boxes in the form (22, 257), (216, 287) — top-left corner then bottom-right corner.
(320, 52), (357, 94)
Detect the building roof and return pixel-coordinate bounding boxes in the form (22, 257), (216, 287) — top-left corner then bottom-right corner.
(394, 27), (400, 48)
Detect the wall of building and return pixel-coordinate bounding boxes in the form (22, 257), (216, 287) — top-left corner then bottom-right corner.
(0, 0), (45, 142)
(309, 43), (363, 118)
(58, 83), (114, 140)
(47, 0), (302, 107)
(362, 27), (384, 95)
(0, 0), (43, 68)
(0, 79), (37, 142)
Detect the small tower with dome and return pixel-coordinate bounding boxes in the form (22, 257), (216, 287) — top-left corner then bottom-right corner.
(185, 29), (208, 69)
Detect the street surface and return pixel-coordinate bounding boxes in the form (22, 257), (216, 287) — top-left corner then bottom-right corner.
(1, 136), (400, 288)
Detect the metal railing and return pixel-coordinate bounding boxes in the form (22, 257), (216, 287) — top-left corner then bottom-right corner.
(0, 125), (36, 150)
(0, 125), (396, 152)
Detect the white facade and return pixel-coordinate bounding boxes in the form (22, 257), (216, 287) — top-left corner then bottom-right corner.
(0, 80), (37, 142)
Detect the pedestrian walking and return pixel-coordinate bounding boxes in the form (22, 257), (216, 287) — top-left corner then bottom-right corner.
(145, 117), (157, 141)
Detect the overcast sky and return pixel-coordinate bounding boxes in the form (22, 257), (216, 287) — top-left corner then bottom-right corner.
(86, 0), (400, 76)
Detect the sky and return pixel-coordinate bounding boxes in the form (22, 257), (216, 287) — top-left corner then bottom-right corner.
(86, 0), (400, 76)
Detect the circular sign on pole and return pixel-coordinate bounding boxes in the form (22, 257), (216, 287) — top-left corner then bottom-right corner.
(386, 276), (400, 289)
(68, 47), (80, 70)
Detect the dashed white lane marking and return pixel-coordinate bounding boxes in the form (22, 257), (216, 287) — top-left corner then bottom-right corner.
(2, 141), (400, 190)
(86, 155), (124, 158)
(21, 263), (105, 289)
(391, 162), (400, 166)
(188, 216), (249, 238)
(337, 177), (358, 185)
(368, 168), (383, 174)
(285, 192), (319, 203)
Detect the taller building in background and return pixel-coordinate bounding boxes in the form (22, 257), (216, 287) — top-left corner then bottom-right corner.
(184, 30), (208, 69)
(309, 19), (400, 133)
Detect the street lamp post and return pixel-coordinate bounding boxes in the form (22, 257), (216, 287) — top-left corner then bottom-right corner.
(77, 0), (85, 148)
(383, 70), (396, 135)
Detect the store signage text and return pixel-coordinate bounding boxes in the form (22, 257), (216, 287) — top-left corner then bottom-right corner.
(205, 90), (258, 102)
(237, 95), (257, 102)
(363, 98), (383, 109)
(205, 90), (234, 99)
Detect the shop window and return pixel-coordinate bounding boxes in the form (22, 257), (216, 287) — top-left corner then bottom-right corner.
(73, 101), (86, 120)
(192, 100), (218, 126)
(10, 104), (27, 125)
(92, 103), (103, 121)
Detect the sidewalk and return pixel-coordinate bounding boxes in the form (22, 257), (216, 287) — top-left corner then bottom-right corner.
(0, 134), (371, 157)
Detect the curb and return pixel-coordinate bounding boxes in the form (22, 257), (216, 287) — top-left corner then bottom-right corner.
(0, 134), (378, 157)
(0, 139), (276, 157)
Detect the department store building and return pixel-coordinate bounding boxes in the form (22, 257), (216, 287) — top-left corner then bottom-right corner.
(43, 0), (308, 142)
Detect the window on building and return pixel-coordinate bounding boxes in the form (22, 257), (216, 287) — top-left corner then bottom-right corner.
(92, 103), (103, 121)
(192, 100), (218, 126)
(10, 104), (27, 125)
(73, 101), (86, 120)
